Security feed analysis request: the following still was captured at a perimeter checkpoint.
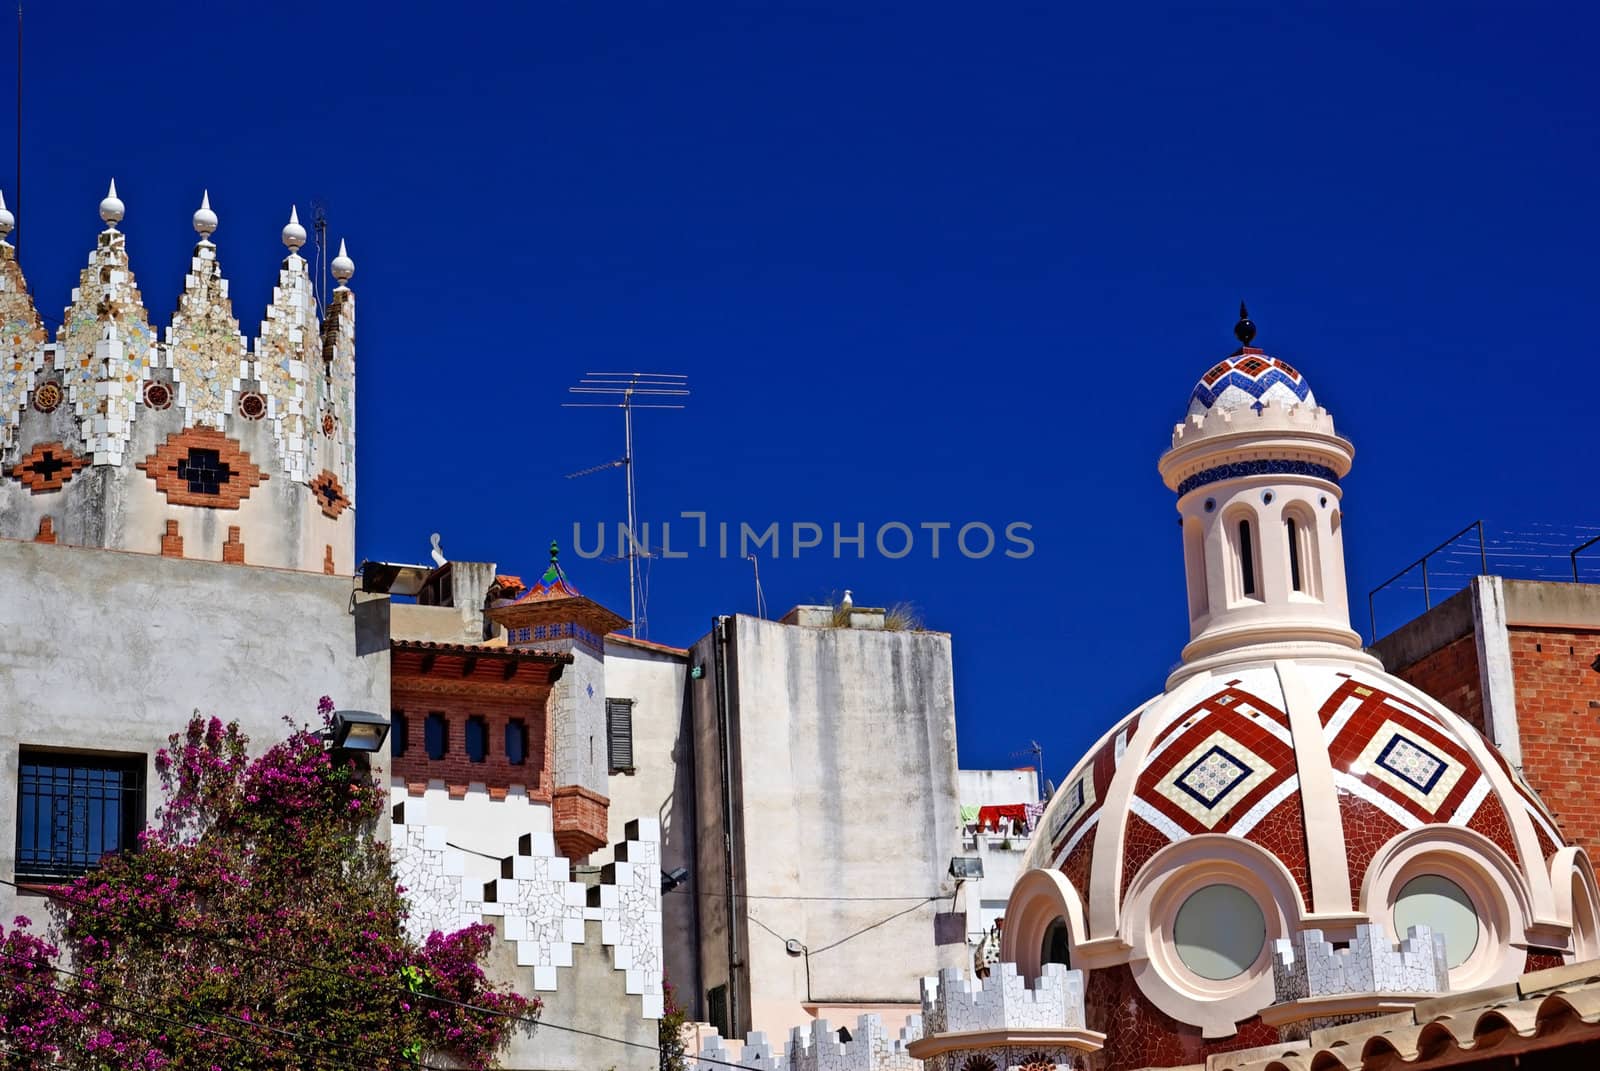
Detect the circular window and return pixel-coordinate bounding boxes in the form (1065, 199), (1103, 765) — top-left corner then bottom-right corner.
(143, 381), (172, 410)
(1261, 490), (1274, 505)
(1319, 495), (1328, 508)
(32, 381), (62, 413)
(1394, 874), (1478, 968)
(238, 392), (266, 420)
(321, 411), (336, 436)
(1173, 884), (1265, 980)
(1041, 917), (1071, 968)
(1204, 498), (1216, 513)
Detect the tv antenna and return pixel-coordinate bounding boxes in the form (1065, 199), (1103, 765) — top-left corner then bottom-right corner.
(1010, 740), (1046, 800)
(746, 554), (767, 620)
(563, 371), (688, 637)
(311, 199), (329, 312)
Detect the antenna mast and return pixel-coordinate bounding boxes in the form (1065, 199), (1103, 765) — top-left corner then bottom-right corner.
(563, 372), (688, 637)
(311, 199), (329, 311)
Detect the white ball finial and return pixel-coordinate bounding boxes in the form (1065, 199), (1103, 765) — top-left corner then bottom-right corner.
(99, 179), (125, 229)
(192, 189), (218, 238)
(282, 205), (306, 251)
(0, 190), (13, 243)
(330, 238), (355, 286)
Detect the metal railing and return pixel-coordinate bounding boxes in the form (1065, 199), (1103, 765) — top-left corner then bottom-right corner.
(1368, 521), (1486, 643)
(1367, 521), (1600, 642)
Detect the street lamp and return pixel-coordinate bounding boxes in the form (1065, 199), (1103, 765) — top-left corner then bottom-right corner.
(325, 709), (390, 754)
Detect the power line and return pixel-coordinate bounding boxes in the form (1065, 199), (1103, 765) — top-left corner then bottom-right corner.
(0, 874), (759, 1070)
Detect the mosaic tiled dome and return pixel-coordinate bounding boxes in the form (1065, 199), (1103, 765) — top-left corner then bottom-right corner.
(1033, 661), (1565, 912)
(1011, 658), (1583, 1054)
(1187, 349), (1314, 417)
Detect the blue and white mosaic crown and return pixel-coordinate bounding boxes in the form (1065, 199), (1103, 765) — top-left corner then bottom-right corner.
(1187, 350), (1315, 418)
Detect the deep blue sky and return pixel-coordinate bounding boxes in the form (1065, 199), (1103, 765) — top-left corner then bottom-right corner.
(7, 3), (1596, 786)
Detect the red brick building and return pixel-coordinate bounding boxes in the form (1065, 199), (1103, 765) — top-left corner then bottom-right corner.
(1373, 576), (1600, 854)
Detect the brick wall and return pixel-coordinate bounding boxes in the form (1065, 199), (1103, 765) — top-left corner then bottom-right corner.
(552, 784), (610, 861)
(1508, 626), (1600, 853)
(391, 690), (554, 802)
(1390, 632), (1487, 735)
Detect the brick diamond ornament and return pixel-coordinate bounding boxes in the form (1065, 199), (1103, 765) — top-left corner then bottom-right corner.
(309, 468), (349, 519)
(137, 427), (267, 509)
(10, 440), (89, 493)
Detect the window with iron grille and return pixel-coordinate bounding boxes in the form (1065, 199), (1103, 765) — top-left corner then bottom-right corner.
(16, 750), (145, 881)
(606, 698), (634, 774)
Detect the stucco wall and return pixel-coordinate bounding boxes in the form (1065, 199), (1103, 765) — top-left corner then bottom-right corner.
(702, 614), (964, 1036)
(0, 538), (389, 921)
(602, 638), (700, 1015)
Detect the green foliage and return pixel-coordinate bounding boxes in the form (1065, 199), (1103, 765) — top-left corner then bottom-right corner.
(658, 974), (688, 1071)
(1, 707), (538, 1071)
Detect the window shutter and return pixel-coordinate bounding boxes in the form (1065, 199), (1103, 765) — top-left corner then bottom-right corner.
(606, 698), (634, 772)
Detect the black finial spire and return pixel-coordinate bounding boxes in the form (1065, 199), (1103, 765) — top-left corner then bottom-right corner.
(1234, 301), (1257, 347)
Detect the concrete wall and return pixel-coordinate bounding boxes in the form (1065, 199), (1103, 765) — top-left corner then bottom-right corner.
(603, 639), (700, 1010)
(0, 538), (390, 922)
(695, 614), (964, 1037)
(958, 768), (1038, 808)
(489, 915), (658, 1071)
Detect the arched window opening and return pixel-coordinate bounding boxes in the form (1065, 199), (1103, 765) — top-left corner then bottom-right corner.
(1286, 517), (1303, 592)
(505, 719), (528, 766)
(424, 713), (448, 760)
(465, 716), (488, 763)
(1237, 519), (1258, 598)
(1041, 917), (1071, 969)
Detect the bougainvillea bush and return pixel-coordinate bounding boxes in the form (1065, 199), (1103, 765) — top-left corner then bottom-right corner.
(0, 704), (536, 1071)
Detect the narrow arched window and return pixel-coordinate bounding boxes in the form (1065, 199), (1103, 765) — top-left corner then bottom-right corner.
(1286, 517), (1303, 592)
(465, 716), (488, 763)
(505, 719), (527, 766)
(1238, 519), (1257, 597)
(424, 713), (448, 760)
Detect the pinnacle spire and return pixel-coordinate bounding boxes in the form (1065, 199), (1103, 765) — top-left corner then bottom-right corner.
(193, 189), (218, 239)
(99, 179), (125, 230)
(0, 189), (13, 243)
(1234, 300), (1257, 347)
(330, 238), (354, 286)
(282, 205), (306, 252)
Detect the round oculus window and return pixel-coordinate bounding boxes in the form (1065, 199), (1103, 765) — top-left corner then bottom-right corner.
(238, 392), (267, 420)
(1173, 884), (1266, 981)
(1394, 874), (1478, 968)
(143, 381), (173, 410)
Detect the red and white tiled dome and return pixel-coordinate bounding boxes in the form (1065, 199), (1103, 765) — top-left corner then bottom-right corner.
(1005, 659), (1592, 1059)
(1000, 312), (1600, 1071)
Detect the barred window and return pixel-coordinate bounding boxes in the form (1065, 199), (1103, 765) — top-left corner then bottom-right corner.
(16, 750), (145, 881)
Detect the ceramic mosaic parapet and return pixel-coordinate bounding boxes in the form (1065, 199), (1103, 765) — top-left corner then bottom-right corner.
(919, 962), (1084, 1035)
(1272, 924), (1449, 1003)
(391, 797), (665, 1018)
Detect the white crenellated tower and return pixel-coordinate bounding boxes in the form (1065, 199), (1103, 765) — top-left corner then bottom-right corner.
(1157, 304), (1379, 685)
(0, 184), (358, 574)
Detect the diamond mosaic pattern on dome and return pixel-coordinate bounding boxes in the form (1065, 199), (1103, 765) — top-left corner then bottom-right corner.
(1187, 349), (1314, 417)
(1318, 675), (1485, 829)
(1130, 677), (1300, 846)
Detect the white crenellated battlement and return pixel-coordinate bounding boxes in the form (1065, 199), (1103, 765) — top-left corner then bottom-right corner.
(390, 797), (665, 1018)
(1169, 398), (1340, 451)
(694, 1014), (922, 1071)
(1272, 924), (1450, 1003)
(919, 961), (1085, 1035)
